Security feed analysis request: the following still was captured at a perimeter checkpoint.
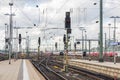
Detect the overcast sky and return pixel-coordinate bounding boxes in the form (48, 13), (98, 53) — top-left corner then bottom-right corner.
(0, 0), (120, 51)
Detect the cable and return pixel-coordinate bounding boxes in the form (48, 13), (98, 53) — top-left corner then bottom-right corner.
(46, 0), (71, 26)
(47, 0), (95, 29)
(84, 3), (120, 27)
(14, 3), (35, 26)
(78, 0), (120, 26)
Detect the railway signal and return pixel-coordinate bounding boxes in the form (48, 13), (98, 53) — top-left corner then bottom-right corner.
(67, 28), (71, 34)
(74, 43), (76, 50)
(55, 42), (57, 51)
(63, 34), (66, 44)
(38, 37), (41, 60)
(77, 41), (80, 44)
(68, 35), (70, 42)
(38, 37), (41, 46)
(65, 12), (71, 29)
(19, 34), (22, 44)
(5, 38), (9, 43)
(64, 12), (72, 72)
(5, 38), (9, 49)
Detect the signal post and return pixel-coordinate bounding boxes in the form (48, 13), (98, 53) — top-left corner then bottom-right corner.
(63, 12), (71, 72)
(38, 37), (41, 60)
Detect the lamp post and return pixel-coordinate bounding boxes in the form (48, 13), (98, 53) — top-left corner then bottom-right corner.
(110, 16), (120, 43)
(82, 29), (84, 52)
(108, 24), (111, 42)
(108, 23), (111, 52)
(79, 27), (86, 52)
(4, 2), (14, 64)
(85, 30), (87, 52)
(94, 0), (104, 62)
(15, 27), (18, 59)
(110, 16), (120, 64)
(9, 2), (13, 64)
(104, 33), (107, 54)
(26, 32), (29, 58)
(36, 5), (40, 26)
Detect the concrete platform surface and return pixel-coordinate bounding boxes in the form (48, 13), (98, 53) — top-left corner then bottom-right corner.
(0, 60), (22, 80)
(0, 59), (45, 80)
(70, 59), (120, 69)
(69, 59), (120, 78)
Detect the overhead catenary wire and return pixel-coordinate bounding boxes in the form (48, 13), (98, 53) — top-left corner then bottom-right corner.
(14, 3), (35, 26)
(85, 4), (120, 27)
(46, 0), (71, 26)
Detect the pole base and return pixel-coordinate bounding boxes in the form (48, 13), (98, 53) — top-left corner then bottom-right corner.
(65, 66), (68, 72)
(9, 62), (11, 64)
(99, 58), (104, 62)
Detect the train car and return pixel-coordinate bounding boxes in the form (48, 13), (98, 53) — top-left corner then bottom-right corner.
(90, 52), (99, 56)
(104, 52), (118, 57)
(90, 52), (118, 57)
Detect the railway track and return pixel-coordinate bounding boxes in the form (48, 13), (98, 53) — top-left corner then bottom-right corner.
(32, 59), (67, 80)
(69, 65), (114, 80)
(50, 60), (114, 80)
(31, 55), (115, 80)
(51, 55), (120, 63)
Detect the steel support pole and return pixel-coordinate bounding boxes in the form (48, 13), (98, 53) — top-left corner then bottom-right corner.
(5, 24), (8, 54)
(59, 38), (60, 51)
(85, 31), (87, 51)
(19, 44), (21, 53)
(26, 35), (29, 58)
(88, 40), (91, 61)
(113, 18), (116, 64)
(82, 30), (83, 52)
(108, 24), (111, 42)
(5, 24), (6, 53)
(9, 2), (13, 64)
(27, 36), (29, 58)
(38, 46), (40, 60)
(108, 24), (111, 52)
(64, 29), (68, 72)
(110, 16), (120, 64)
(16, 29), (18, 59)
(99, 0), (104, 62)
(114, 18), (116, 42)
(104, 33), (107, 54)
(83, 35), (84, 52)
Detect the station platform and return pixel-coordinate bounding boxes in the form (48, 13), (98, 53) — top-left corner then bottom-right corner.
(0, 59), (45, 80)
(69, 59), (120, 79)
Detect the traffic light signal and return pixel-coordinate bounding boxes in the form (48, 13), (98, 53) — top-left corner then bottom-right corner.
(65, 12), (71, 29)
(19, 34), (22, 44)
(38, 37), (41, 46)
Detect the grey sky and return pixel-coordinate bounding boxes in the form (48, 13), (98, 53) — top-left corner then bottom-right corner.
(0, 0), (120, 50)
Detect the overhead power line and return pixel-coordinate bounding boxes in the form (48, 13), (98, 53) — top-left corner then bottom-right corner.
(14, 3), (35, 26)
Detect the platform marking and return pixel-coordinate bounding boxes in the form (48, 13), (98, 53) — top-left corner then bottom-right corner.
(23, 60), (29, 80)
(17, 60), (23, 80)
